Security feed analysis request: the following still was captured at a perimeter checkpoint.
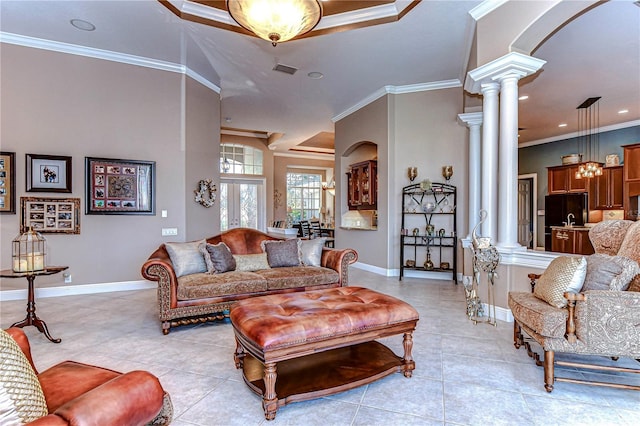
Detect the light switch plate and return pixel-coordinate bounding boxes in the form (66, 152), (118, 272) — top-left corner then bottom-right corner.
(162, 228), (178, 236)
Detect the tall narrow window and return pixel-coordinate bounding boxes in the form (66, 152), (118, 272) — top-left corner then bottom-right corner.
(286, 172), (322, 222)
(220, 144), (263, 175)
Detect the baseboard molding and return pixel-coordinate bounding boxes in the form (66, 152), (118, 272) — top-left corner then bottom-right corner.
(480, 303), (514, 323)
(351, 262), (459, 282)
(0, 280), (155, 302)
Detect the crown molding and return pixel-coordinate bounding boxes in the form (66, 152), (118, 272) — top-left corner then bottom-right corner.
(333, 79), (462, 123)
(468, 0), (510, 21)
(518, 119), (640, 148)
(274, 151), (334, 161)
(0, 31), (221, 93)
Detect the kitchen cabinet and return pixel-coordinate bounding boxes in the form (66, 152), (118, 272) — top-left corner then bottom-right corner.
(548, 164), (588, 194)
(623, 143), (640, 220)
(346, 160), (377, 210)
(589, 166), (623, 210)
(551, 227), (594, 255)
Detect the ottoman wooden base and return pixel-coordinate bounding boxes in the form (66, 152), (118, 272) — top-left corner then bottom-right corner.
(230, 287), (419, 420)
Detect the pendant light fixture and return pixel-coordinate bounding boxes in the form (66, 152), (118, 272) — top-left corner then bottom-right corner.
(575, 96), (603, 179)
(227, 0), (323, 47)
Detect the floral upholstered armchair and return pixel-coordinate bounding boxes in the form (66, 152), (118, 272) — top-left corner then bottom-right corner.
(508, 220), (640, 392)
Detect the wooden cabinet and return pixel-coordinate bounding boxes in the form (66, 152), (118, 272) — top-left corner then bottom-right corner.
(548, 164), (587, 194)
(346, 160), (377, 210)
(623, 143), (640, 220)
(589, 166), (623, 210)
(551, 228), (594, 255)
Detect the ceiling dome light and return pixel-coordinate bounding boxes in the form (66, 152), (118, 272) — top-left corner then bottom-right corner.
(70, 19), (96, 31)
(227, 0), (322, 46)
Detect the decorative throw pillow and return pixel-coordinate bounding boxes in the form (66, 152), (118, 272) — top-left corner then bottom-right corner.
(261, 239), (301, 268)
(233, 253), (271, 272)
(300, 238), (326, 267)
(534, 256), (587, 308)
(0, 330), (48, 425)
(617, 221), (640, 266)
(200, 242), (236, 274)
(165, 240), (207, 277)
(582, 254), (640, 292)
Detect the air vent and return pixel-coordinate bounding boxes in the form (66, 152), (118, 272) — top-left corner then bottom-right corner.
(273, 63), (298, 75)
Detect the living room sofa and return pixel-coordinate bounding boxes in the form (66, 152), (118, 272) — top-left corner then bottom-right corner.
(142, 228), (358, 334)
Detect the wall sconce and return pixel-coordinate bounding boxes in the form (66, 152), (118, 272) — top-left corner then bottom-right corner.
(322, 178), (335, 195)
(221, 157), (231, 173)
(407, 167), (418, 182)
(442, 166), (453, 181)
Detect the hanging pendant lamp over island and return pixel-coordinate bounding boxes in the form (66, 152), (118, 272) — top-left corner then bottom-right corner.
(227, 0), (323, 46)
(575, 96), (603, 179)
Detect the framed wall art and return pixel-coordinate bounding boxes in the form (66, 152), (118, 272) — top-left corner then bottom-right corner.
(26, 154), (72, 193)
(85, 157), (155, 215)
(0, 151), (16, 213)
(20, 197), (80, 234)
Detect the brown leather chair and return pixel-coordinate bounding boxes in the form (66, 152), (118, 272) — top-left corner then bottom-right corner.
(4, 327), (172, 425)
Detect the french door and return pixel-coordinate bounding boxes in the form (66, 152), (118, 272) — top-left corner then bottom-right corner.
(220, 178), (266, 231)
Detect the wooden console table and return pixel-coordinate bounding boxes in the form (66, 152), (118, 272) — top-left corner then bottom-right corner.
(1, 266), (68, 343)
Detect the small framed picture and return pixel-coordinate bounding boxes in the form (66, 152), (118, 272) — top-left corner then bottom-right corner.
(26, 154), (72, 193)
(0, 151), (16, 214)
(85, 157), (155, 215)
(20, 196), (80, 234)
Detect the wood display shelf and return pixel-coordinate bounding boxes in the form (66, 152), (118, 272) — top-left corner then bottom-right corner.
(241, 341), (406, 407)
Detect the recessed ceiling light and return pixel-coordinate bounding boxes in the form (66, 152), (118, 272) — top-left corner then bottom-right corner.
(558, 123), (567, 127)
(307, 72), (323, 79)
(70, 19), (96, 31)
(618, 109), (629, 114)
(518, 95), (529, 101)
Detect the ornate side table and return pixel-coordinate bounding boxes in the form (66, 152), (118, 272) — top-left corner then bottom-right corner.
(0, 266), (68, 343)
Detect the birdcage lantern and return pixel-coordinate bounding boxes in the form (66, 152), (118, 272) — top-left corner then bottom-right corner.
(12, 227), (46, 273)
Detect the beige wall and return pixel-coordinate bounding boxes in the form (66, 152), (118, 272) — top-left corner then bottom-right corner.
(273, 156), (335, 224)
(0, 44), (220, 287)
(335, 88), (467, 271)
(185, 77), (221, 240)
(391, 88), (468, 271)
(335, 96), (389, 267)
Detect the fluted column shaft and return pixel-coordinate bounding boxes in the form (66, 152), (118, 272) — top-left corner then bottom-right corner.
(457, 112), (483, 239)
(481, 83), (500, 243)
(497, 74), (521, 248)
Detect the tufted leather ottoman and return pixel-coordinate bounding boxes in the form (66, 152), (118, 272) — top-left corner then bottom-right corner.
(230, 286), (419, 420)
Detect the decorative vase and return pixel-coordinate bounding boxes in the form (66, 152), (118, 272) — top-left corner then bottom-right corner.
(424, 252), (434, 270)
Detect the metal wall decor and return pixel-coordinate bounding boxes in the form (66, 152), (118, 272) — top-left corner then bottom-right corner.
(466, 209), (500, 326)
(194, 179), (217, 208)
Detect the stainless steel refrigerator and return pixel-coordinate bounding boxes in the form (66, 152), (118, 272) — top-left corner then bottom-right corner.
(544, 193), (588, 251)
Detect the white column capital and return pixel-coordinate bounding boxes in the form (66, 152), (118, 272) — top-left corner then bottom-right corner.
(457, 112), (483, 127)
(464, 52), (546, 94)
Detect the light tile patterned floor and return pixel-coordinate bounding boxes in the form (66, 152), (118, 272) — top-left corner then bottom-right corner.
(1, 268), (639, 425)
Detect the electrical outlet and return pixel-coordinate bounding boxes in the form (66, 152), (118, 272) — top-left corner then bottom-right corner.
(162, 228), (178, 236)
(63, 272), (72, 283)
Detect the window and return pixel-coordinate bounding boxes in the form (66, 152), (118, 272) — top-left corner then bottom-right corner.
(287, 172), (322, 222)
(220, 144), (263, 175)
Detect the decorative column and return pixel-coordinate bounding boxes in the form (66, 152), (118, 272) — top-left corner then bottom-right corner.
(464, 52), (546, 251)
(480, 83), (500, 243)
(497, 73), (524, 249)
(457, 112), (483, 240)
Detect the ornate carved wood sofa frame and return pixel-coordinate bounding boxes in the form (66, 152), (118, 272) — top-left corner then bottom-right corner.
(142, 228), (358, 334)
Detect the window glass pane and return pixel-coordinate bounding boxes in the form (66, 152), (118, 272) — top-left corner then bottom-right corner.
(286, 172), (322, 222)
(220, 144), (264, 175)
